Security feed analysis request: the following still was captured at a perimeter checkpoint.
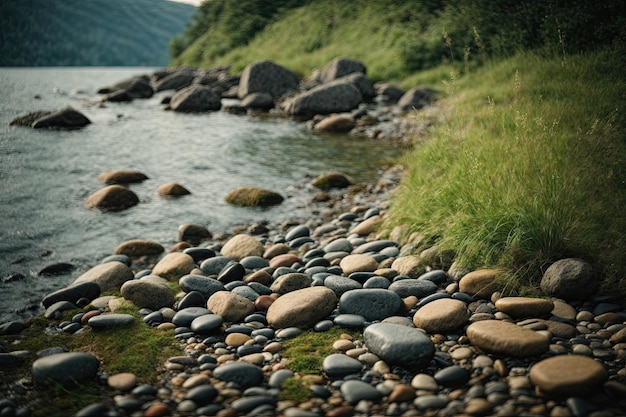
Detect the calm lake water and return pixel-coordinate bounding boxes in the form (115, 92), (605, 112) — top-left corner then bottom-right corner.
(0, 67), (401, 323)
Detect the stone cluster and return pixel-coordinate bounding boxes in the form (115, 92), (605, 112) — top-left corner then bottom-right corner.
(1, 167), (625, 416)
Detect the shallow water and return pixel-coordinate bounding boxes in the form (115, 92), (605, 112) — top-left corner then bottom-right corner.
(0, 67), (401, 323)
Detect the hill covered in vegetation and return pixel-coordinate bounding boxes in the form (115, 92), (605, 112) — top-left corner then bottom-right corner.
(0, 0), (195, 66)
(171, 0), (626, 294)
(171, 0), (625, 82)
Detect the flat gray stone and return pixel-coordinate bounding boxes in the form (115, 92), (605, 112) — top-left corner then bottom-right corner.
(323, 354), (363, 378)
(363, 322), (435, 369)
(32, 352), (99, 386)
(339, 288), (403, 321)
(88, 314), (135, 329)
(340, 379), (383, 404)
(212, 362), (263, 389)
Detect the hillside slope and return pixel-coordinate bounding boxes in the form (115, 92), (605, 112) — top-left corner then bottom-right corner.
(0, 0), (195, 66)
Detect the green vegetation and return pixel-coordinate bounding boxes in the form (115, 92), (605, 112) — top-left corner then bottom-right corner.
(0, 0), (195, 66)
(171, 0), (625, 82)
(282, 327), (360, 374)
(3, 304), (180, 417)
(385, 49), (626, 294)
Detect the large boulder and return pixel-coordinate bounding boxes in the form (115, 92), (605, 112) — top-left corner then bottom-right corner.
(540, 258), (598, 301)
(170, 85), (222, 112)
(84, 185), (139, 212)
(154, 70), (196, 92)
(10, 107), (91, 129)
(283, 81), (362, 118)
(100, 75), (154, 99)
(320, 58), (367, 83)
(238, 60), (299, 99)
(336, 72), (376, 101)
(398, 87), (438, 112)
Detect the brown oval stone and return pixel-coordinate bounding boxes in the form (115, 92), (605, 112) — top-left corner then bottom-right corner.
(144, 402), (170, 417)
(349, 215), (381, 236)
(80, 309), (101, 325)
(255, 295), (275, 311)
(152, 252), (195, 281)
(269, 253), (301, 268)
(388, 384), (415, 402)
(220, 234), (264, 261)
(225, 333), (251, 347)
(459, 269), (503, 300)
(114, 239), (164, 257)
(84, 185), (139, 211)
(529, 354), (608, 397)
(267, 287), (338, 329)
(494, 297), (554, 319)
(412, 298), (469, 333)
(157, 181), (191, 197)
(339, 254), (378, 275)
(245, 269), (273, 286)
(97, 169), (148, 185)
(466, 320), (549, 357)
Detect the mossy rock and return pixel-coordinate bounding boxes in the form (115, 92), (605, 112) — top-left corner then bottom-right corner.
(311, 171), (352, 190)
(225, 186), (284, 207)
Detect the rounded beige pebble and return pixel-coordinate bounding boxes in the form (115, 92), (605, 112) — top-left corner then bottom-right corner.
(494, 297), (554, 318)
(333, 339), (356, 352)
(413, 298), (469, 333)
(529, 354), (608, 397)
(464, 398), (492, 415)
(225, 333), (251, 347)
(182, 373), (210, 388)
(466, 320), (549, 357)
(107, 372), (137, 391)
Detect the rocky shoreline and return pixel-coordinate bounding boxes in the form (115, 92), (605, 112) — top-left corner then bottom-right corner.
(1, 160), (626, 417)
(3, 58), (626, 417)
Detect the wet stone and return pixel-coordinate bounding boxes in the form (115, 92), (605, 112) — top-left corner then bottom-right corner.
(172, 307), (212, 327)
(88, 313), (135, 329)
(340, 380), (383, 404)
(339, 288), (403, 321)
(177, 290), (206, 310)
(324, 275), (362, 296)
(333, 314), (366, 328)
(184, 384), (218, 405)
(323, 353), (363, 378)
(32, 352), (99, 386)
(388, 279), (438, 298)
(190, 314), (223, 334)
(363, 322), (435, 368)
(434, 365), (471, 388)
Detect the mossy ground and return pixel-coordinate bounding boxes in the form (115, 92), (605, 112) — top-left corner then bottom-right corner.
(0, 301), (181, 417)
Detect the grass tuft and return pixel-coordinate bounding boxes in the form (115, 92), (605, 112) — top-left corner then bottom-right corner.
(384, 48), (626, 296)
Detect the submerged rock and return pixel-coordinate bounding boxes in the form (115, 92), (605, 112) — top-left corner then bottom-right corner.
(10, 107), (91, 129)
(84, 185), (139, 212)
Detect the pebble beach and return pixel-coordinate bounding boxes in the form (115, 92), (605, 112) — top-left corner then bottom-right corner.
(1, 162), (626, 417)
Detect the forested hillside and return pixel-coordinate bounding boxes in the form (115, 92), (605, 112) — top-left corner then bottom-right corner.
(171, 0), (625, 81)
(0, 0), (195, 66)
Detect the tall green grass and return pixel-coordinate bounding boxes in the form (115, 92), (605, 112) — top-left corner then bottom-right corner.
(385, 48), (626, 294)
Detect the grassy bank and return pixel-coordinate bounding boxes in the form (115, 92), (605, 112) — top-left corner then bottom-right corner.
(384, 48), (626, 295)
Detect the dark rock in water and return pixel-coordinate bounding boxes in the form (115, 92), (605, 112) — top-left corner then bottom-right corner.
(339, 288), (402, 321)
(238, 60), (299, 99)
(97, 169), (149, 185)
(32, 352), (99, 386)
(283, 81), (362, 118)
(241, 92), (274, 110)
(38, 262), (74, 276)
(10, 107), (91, 129)
(87, 313), (135, 329)
(323, 353), (363, 378)
(225, 186), (284, 207)
(3, 273), (26, 283)
(364, 322), (435, 369)
(154, 70), (195, 92)
(100, 75), (154, 99)
(311, 171), (352, 190)
(178, 223), (212, 246)
(105, 90), (133, 102)
(388, 279), (438, 298)
(0, 321), (27, 335)
(169, 85), (221, 112)
(44, 300), (78, 319)
(340, 379), (383, 404)
(42, 281), (101, 308)
(185, 384), (218, 406)
(84, 185), (139, 212)
(212, 362), (264, 389)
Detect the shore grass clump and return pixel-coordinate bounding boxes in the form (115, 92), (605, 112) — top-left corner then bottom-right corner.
(385, 48), (626, 295)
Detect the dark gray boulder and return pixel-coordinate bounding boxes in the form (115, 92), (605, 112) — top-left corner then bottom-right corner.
(32, 352), (99, 386)
(170, 85), (222, 112)
(320, 57), (367, 83)
(337, 72), (376, 100)
(398, 86), (439, 112)
(241, 92), (274, 110)
(10, 107), (91, 129)
(101, 75), (154, 99)
(238, 60), (299, 99)
(154, 70), (196, 92)
(283, 81), (362, 118)
(41, 281), (101, 308)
